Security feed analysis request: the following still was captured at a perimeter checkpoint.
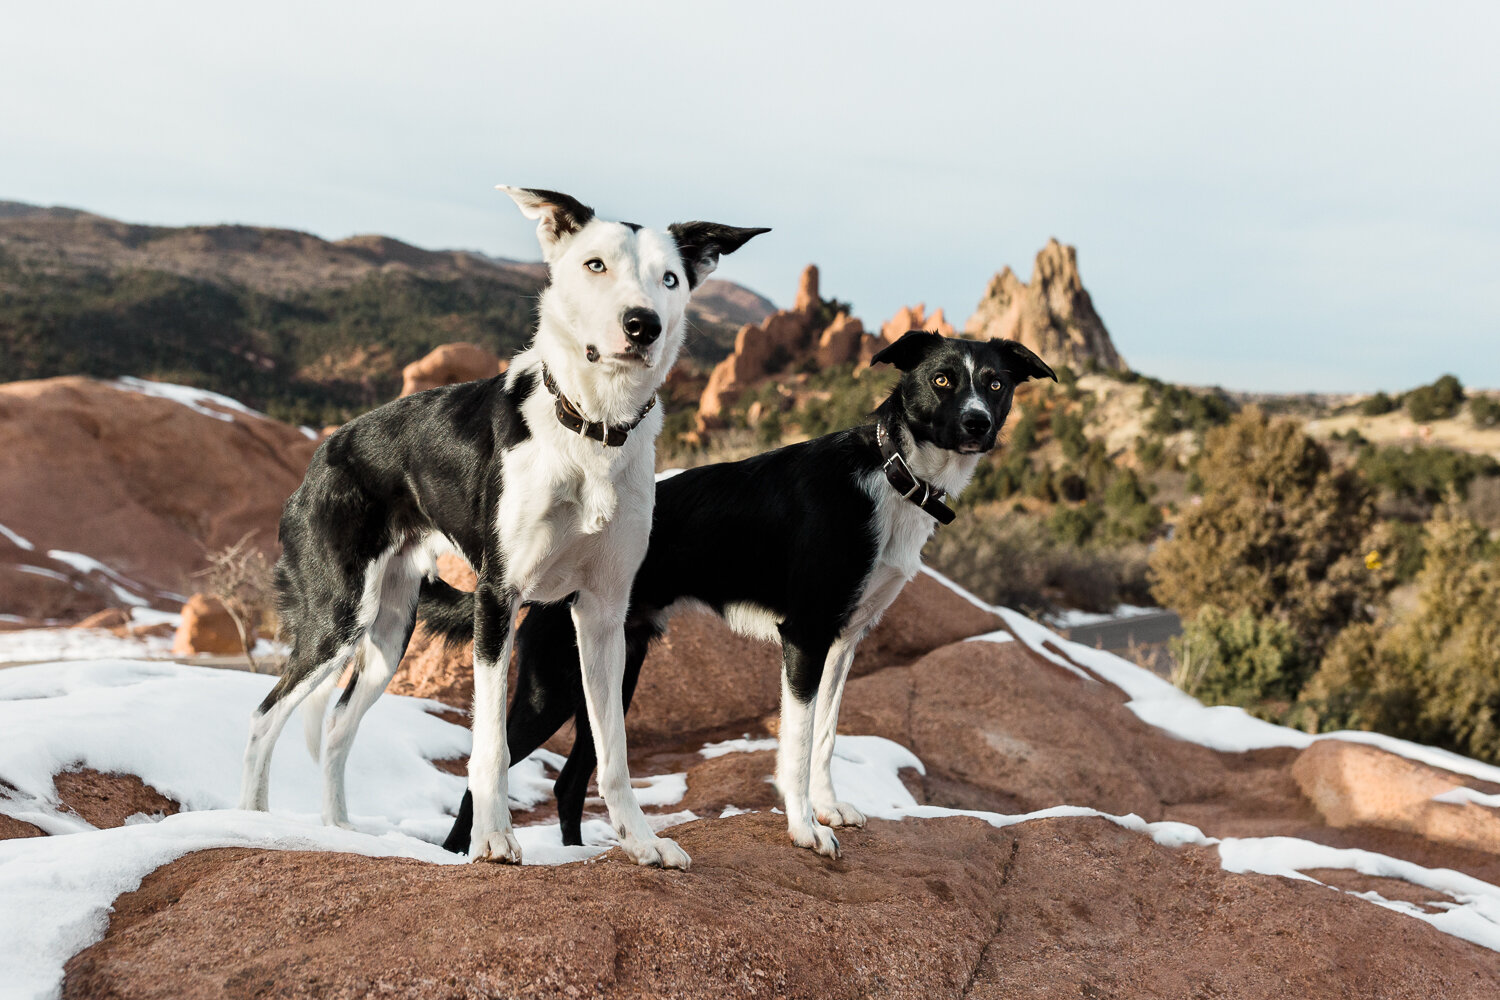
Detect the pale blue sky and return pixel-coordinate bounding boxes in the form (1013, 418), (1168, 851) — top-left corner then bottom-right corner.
(4, 1), (1497, 391)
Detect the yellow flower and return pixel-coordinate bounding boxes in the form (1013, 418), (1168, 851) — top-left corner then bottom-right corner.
(1365, 550), (1384, 571)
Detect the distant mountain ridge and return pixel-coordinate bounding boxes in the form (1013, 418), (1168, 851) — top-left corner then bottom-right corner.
(0, 201), (774, 422)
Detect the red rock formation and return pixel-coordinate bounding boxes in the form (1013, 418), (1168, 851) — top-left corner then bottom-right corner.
(878, 303), (956, 344)
(1292, 740), (1500, 855)
(0, 377), (318, 621)
(816, 312), (865, 368)
(171, 594), (246, 656)
(965, 238), (1126, 372)
(792, 263), (820, 313)
(399, 343), (504, 397)
(697, 266), (827, 428)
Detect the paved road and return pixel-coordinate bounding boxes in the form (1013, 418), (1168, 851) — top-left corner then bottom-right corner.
(1062, 610), (1182, 652)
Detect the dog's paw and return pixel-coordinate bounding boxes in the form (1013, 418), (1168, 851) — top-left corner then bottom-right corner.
(814, 800), (867, 829)
(620, 834), (691, 870)
(470, 828), (524, 865)
(789, 819), (841, 859)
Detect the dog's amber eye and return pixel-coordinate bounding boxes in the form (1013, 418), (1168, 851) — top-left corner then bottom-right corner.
(990, 379), (1003, 391)
(933, 374), (950, 388)
(663, 271), (678, 289)
(585, 258), (606, 274)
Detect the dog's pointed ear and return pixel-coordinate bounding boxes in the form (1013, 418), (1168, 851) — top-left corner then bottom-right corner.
(668, 222), (771, 288)
(498, 186), (595, 257)
(992, 339), (1057, 382)
(872, 330), (946, 372)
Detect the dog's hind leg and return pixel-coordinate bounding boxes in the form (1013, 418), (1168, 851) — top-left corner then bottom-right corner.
(318, 557), (421, 828)
(808, 636), (867, 829)
(776, 623), (840, 858)
(554, 617), (652, 847)
(239, 639), (357, 812)
(572, 591), (688, 868)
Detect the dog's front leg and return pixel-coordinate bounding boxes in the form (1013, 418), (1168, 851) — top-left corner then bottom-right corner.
(777, 626), (841, 858)
(467, 580), (523, 863)
(572, 590), (690, 869)
(808, 637), (867, 829)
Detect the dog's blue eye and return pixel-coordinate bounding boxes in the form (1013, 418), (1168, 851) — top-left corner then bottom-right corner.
(585, 258), (606, 273)
(663, 272), (678, 289)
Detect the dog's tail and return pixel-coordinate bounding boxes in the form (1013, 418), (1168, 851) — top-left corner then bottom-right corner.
(416, 578), (476, 646)
(301, 668), (343, 760)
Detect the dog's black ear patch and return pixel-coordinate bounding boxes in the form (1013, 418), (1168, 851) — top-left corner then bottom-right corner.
(499, 186), (596, 247)
(991, 339), (1058, 382)
(668, 222), (771, 288)
(871, 330), (946, 372)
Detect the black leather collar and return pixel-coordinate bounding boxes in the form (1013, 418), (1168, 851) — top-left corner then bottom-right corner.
(876, 421), (956, 525)
(541, 365), (657, 447)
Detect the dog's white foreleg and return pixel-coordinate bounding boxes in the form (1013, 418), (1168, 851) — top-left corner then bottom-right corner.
(808, 637), (867, 829)
(777, 671), (840, 858)
(468, 587), (523, 863)
(573, 590), (690, 869)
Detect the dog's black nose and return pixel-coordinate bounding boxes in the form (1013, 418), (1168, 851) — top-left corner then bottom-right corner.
(621, 307), (662, 346)
(961, 411), (992, 438)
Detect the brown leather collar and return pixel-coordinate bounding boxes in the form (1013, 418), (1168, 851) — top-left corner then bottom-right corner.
(540, 366), (656, 447)
(876, 421), (956, 525)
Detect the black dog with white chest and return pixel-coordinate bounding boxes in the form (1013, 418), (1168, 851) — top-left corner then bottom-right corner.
(427, 330), (1055, 857)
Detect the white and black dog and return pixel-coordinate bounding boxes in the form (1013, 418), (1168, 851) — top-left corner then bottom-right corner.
(430, 331), (1056, 858)
(237, 186), (766, 868)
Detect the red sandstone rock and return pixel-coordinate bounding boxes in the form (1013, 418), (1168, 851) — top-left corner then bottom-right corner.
(965, 239), (1126, 372)
(171, 593), (246, 657)
(398, 342), (504, 397)
(0, 377), (317, 621)
(1292, 740), (1500, 855)
(816, 312), (865, 368)
(61, 814), (1500, 999)
(792, 263), (820, 313)
(878, 302), (956, 344)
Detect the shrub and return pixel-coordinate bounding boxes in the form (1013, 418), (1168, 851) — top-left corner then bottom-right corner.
(1170, 607), (1307, 715)
(1134, 435), (1168, 471)
(923, 506), (1151, 614)
(1360, 392), (1397, 417)
(1404, 374), (1465, 422)
(1300, 507), (1500, 762)
(1046, 502), (1103, 546)
(1357, 445), (1500, 504)
(1471, 395), (1500, 428)
(1149, 407), (1383, 667)
(1146, 384), (1235, 436)
(1100, 469), (1163, 544)
(1051, 407), (1089, 461)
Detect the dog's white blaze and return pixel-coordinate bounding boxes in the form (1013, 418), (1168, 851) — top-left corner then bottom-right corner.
(961, 354), (990, 421)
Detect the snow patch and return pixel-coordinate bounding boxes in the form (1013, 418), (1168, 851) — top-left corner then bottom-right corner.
(0, 629), (175, 665)
(44, 550), (152, 607)
(1047, 604), (1159, 629)
(0, 523), (36, 551)
(112, 376), (266, 424)
(699, 736), (778, 759)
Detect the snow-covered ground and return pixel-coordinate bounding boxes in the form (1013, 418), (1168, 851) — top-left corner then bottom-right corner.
(4, 568), (1500, 997)
(1046, 603), (1160, 629)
